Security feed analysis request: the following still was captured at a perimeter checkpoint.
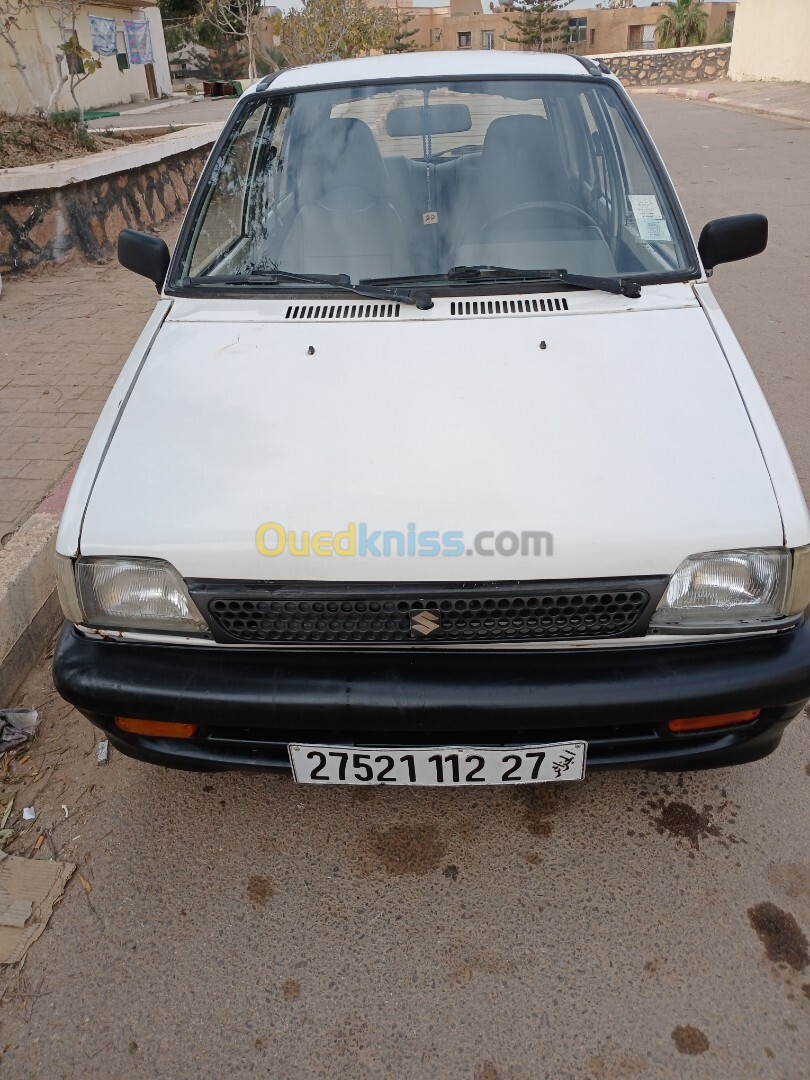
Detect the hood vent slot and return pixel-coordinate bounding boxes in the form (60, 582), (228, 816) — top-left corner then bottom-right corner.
(450, 297), (568, 316)
(285, 302), (401, 321)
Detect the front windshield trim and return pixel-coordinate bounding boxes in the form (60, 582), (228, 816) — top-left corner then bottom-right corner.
(167, 269), (696, 304)
(165, 75), (701, 297)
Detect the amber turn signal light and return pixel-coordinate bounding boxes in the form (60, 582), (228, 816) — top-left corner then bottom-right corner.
(667, 709), (760, 734)
(115, 717), (198, 738)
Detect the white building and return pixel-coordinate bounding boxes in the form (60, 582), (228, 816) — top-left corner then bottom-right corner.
(729, 0), (810, 83)
(0, 0), (172, 114)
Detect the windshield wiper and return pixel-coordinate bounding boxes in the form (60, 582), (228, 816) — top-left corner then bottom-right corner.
(364, 266), (642, 299)
(185, 269), (434, 309)
(445, 266), (642, 299)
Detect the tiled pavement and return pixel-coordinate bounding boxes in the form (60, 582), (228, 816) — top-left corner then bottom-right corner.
(0, 221), (180, 543)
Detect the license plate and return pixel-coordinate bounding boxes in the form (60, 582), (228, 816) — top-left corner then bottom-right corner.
(288, 742), (587, 786)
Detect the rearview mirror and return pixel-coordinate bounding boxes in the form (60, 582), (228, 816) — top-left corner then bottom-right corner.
(386, 104), (472, 138)
(118, 229), (171, 292)
(698, 214), (768, 271)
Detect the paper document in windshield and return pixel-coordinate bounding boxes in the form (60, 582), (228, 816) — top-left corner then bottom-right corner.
(629, 194), (672, 243)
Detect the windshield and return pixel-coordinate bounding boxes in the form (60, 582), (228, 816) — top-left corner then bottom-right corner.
(173, 77), (695, 289)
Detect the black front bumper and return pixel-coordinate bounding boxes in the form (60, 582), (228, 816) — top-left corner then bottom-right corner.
(52, 620), (810, 773)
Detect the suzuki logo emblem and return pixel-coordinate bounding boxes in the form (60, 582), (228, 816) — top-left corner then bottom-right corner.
(409, 609), (441, 638)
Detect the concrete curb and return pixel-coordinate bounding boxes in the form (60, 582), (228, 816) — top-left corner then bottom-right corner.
(632, 85), (810, 124)
(0, 123), (222, 195)
(0, 467), (75, 703)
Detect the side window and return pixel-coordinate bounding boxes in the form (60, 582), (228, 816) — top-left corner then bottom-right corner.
(597, 92), (683, 264)
(187, 104), (268, 276)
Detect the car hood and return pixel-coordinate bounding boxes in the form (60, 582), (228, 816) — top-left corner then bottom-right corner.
(80, 288), (783, 581)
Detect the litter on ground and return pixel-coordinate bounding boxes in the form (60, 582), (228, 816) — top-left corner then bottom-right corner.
(0, 710), (40, 751)
(0, 852), (75, 964)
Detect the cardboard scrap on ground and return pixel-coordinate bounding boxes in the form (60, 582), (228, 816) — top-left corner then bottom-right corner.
(0, 852), (75, 964)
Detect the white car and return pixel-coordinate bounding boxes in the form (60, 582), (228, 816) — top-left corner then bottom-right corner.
(53, 52), (810, 786)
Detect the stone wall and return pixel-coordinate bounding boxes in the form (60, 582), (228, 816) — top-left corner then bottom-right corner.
(594, 44), (731, 87)
(0, 144), (211, 275)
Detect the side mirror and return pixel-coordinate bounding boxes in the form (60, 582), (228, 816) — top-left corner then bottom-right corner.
(698, 214), (768, 271)
(118, 229), (171, 292)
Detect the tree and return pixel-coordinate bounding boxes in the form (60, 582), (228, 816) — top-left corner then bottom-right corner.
(384, 2), (418, 54)
(159, 0), (203, 52)
(503, 0), (572, 53)
(710, 18), (733, 45)
(46, 0), (102, 123)
(0, 0), (37, 106)
(281, 0), (396, 67)
(202, 0), (263, 78)
(656, 0), (707, 49)
(164, 0), (284, 79)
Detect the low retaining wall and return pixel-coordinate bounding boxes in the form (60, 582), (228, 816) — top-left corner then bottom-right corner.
(594, 43), (731, 87)
(0, 126), (219, 275)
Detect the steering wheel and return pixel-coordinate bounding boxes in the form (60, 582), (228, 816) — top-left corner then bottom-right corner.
(427, 145), (482, 163)
(480, 201), (598, 234)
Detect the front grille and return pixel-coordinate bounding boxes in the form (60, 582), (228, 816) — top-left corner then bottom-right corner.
(192, 579), (666, 646)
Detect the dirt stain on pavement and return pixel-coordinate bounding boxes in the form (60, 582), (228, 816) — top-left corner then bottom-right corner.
(246, 875), (274, 905)
(647, 799), (719, 850)
(517, 787), (557, 837)
(363, 824), (446, 875)
(767, 861), (810, 901)
(587, 1049), (648, 1077)
(672, 1026), (710, 1055)
(748, 902), (809, 970)
(449, 948), (518, 986)
(283, 979), (301, 1001)
(477, 1064), (531, 1080)
(476, 1065), (531, 1080)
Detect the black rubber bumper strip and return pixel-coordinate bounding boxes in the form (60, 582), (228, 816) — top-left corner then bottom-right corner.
(53, 619), (810, 730)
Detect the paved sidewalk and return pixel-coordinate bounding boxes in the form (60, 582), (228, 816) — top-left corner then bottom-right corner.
(633, 78), (810, 124)
(87, 96), (236, 131)
(0, 222), (180, 544)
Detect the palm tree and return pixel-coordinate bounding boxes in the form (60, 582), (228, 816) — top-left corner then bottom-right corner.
(656, 0), (708, 48)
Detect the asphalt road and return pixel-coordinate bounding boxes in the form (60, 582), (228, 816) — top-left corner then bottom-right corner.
(1, 97), (809, 1080)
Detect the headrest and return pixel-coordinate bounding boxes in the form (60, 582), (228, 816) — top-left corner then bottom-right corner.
(298, 117), (390, 205)
(478, 114), (571, 207)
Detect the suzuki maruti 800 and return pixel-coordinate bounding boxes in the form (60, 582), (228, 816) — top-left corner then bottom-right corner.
(53, 52), (810, 786)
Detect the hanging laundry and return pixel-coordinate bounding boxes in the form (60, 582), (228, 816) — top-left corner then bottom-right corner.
(123, 20), (154, 66)
(88, 15), (117, 57)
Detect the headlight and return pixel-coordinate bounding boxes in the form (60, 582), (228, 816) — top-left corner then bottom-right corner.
(56, 556), (208, 634)
(650, 548), (808, 630)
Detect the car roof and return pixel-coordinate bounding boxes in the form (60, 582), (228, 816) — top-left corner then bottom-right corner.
(247, 50), (600, 96)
